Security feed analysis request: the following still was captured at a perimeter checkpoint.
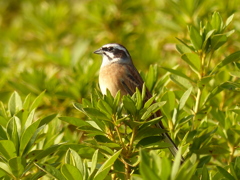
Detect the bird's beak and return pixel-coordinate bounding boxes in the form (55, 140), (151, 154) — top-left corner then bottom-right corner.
(94, 48), (103, 55)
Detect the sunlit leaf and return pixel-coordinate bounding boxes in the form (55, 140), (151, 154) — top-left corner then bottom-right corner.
(94, 149), (122, 180)
(0, 140), (17, 160)
(61, 164), (83, 180)
(35, 163), (66, 180)
(8, 92), (22, 116)
(189, 26), (202, 50)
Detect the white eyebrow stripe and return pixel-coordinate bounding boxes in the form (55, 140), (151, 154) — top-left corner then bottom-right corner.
(102, 44), (127, 52)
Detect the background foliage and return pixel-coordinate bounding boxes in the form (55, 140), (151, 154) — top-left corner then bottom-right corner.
(0, 0), (240, 179)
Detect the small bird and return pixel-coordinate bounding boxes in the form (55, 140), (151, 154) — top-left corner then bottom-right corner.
(94, 43), (183, 160)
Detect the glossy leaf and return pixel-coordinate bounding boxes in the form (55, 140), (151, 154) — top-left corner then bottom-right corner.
(211, 12), (223, 33)
(189, 26), (202, 50)
(8, 92), (22, 116)
(35, 163), (66, 180)
(161, 91), (175, 119)
(65, 149), (83, 175)
(216, 166), (235, 180)
(178, 87), (192, 110)
(141, 101), (165, 120)
(211, 34), (227, 50)
(162, 67), (193, 82)
(0, 162), (14, 178)
(139, 150), (160, 179)
(170, 74), (193, 89)
(181, 53), (201, 72)
(19, 119), (41, 155)
(29, 90), (45, 112)
(0, 140), (17, 160)
(61, 164), (83, 180)
(212, 51), (240, 74)
(9, 157), (25, 178)
(94, 149), (122, 180)
(123, 95), (137, 115)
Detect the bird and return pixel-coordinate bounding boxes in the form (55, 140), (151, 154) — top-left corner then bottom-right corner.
(94, 43), (184, 161)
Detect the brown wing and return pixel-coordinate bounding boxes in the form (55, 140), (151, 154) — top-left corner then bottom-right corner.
(114, 63), (183, 161)
(121, 64), (152, 100)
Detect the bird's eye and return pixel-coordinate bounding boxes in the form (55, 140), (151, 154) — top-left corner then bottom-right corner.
(102, 47), (113, 52)
(108, 47), (113, 51)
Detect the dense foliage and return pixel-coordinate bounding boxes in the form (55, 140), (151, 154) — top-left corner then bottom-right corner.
(0, 0), (240, 179)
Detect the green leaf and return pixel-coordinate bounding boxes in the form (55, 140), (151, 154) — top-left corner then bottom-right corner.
(90, 150), (99, 174)
(97, 100), (112, 116)
(0, 162), (14, 179)
(170, 74), (193, 89)
(174, 159), (197, 180)
(143, 96), (156, 109)
(145, 65), (158, 91)
(6, 117), (21, 153)
(136, 88), (143, 110)
(38, 113), (58, 127)
(0, 140), (17, 160)
(181, 53), (201, 73)
(141, 102), (165, 120)
(161, 91), (175, 119)
(0, 125), (8, 139)
(229, 163), (238, 180)
(19, 119), (41, 155)
(139, 150), (160, 179)
(201, 164), (210, 180)
(112, 91), (121, 113)
(225, 14), (234, 28)
(176, 43), (192, 54)
(202, 85), (223, 105)
(65, 149), (83, 175)
(233, 157), (240, 178)
(22, 94), (31, 111)
(61, 164), (83, 180)
(73, 102), (85, 112)
(216, 166), (235, 180)
(202, 29), (215, 50)
(176, 37), (195, 52)
(29, 90), (45, 111)
(220, 81), (240, 91)
(23, 109), (35, 130)
(198, 156), (211, 168)
(35, 163), (67, 180)
(189, 26), (202, 50)
(197, 76), (213, 88)
(31, 144), (62, 162)
(171, 148), (182, 179)
(94, 149), (122, 180)
(139, 116), (164, 130)
(211, 12), (223, 33)
(161, 67), (194, 82)
(59, 116), (90, 127)
(179, 87), (192, 110)
(8, 92), (23, 116)
(136, 136), (168, 149)
(123, 95), (137, 115)
(211, 34), (227, 50)
(211, 51), (240, 74)
(229, 71), (240, 78)
(9, 157), (25, 178)
(158, 157), (171, 179)
(0, 116), (8, 128)
(83, 108), (110, 121)
(135, 128), (166, 141)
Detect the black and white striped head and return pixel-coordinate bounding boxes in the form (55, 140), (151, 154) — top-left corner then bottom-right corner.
(94, 43), (132, 67)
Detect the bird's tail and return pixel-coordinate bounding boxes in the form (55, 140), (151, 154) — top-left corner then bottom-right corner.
(157, 122), (185, 163)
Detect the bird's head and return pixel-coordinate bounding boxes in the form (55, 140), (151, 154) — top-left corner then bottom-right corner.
(94, 43), (132, 67)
